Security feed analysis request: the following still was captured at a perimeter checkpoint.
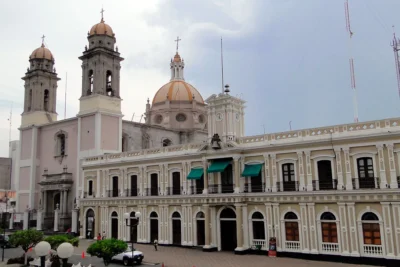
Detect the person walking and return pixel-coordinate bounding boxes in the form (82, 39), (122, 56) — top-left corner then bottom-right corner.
(97, 233), (101, 241)
(153, 239), (158, 251)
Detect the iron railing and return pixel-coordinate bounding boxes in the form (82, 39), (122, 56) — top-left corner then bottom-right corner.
(352, 177), (379, 189)
(244, 183), (265, 193)
(277, 181), (299, 192)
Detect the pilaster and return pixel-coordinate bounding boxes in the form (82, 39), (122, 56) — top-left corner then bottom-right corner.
(270, 154), (277, 192)
(386, 144), (398, 189)
(263, 154), (271, 192)
(346, 203), (359, 256)
(272, 203), (280, 249)
(391, 203), (400, 258)
(343, 148), (353, 190)
(307, 203), (318, 253)
(234, 204), (244, 253)
(203, 204), (211, 250)
(299, 203), (309, 252)
(334, 148), (344, 190)
(376, 144), (388, 188)
(233, 156), (241, 193)
(338, 202), (350, 255)
(381, 202), (394, 257)
(202, 158), (208, 194)
(305, 151), (313, 191)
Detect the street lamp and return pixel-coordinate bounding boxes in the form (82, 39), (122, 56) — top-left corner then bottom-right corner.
(1, 192), (9, 262)
(123, 211), (141, 267)
(34, 241), (51, 267)
(57, 242), (74, 267)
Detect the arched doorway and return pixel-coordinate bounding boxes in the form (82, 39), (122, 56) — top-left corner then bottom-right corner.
(196, 212), (205, 246)
(251, 212), (266, 249)
(86, 209), (95, 239)
(111, 211), (118, 239)
(284, 212), (300, 251)
(150, 212), (158, 242)
(361, 212), (381, 250)
(130, 211), (138, 243)
(172, 212), (181, 245)
(220, 207), (237, 251)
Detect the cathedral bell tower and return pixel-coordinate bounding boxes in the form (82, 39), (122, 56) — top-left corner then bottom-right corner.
(21, 37), (60, 127)
(78, 10), (124, 115)
(77, 10), (124, 156)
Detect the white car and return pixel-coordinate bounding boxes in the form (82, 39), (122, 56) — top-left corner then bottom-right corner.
(112, 245), (144, 266)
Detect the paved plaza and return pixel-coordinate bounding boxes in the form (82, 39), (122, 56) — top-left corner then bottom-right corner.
(2, 239), (379, 267)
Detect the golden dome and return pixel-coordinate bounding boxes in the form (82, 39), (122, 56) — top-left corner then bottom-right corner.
(89, 19), (114, 37)
(30, 44), (54, 61)
(152, 80), (204, 105)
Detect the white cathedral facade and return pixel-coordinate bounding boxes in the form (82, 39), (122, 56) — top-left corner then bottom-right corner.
(11, 14), (400, 265)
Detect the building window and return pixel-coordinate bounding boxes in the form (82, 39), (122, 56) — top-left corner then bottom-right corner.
(56, 133), (66, 157)
(357, 157), (375, 189)
(162, 138), (172, 147)
(28, 89), (32, 111)
(122, 134), (129, 152)
(284, 212), (299, 241)
(44, 89), (49, 111)
(320, 212), (337, 243)
(176, 113), (186, 122)
(106, 70), (113, 96)
(88, 180), (93, 196)
(252, 212), (265, 240)
(362, 212), (381, 245)
(282, 163), (295, 182)
(155, 115), (163, 124)
(88, 70), (94, 95)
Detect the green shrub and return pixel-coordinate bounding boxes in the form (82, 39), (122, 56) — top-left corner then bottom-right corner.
(87, 238), (127, 266)
(44, 234), (79, 250)
(9, 229), (43, 265)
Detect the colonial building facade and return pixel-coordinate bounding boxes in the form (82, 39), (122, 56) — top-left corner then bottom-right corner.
(80, 115), (400, 262)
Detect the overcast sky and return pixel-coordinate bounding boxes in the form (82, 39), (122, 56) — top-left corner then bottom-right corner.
(0, 0), (400, 157)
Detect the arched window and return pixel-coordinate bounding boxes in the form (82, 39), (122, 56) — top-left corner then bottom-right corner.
(88, 180), (93, 196)
(112, 176), (119, 197)
(284, 212), (299, 242)
(28, 89), (32, 111)
(106, 70), (113, 96)
(150, 211), (158, 242)
(162, 138), (172, 147)
(220, 208), (236, 219)
(196, 212), (205, 219)
(56, 133), (66, 157)
(361, 212), (381, 245)
(44, 89), (49, 111)
(320, 212), (337, 243)
(172, 212), (181, 218)
(111, 211), (118, 239)
(251, 212), (265, 241)
(88, 70), (94, 95)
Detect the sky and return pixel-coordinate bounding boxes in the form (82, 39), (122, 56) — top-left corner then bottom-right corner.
(0, 0), (400, 157)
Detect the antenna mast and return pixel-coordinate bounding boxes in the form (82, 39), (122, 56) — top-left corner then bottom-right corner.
(8, 103), (12, 145)
(345, 0), (359, 123)
(64, 72), (67, 119)
(221, 37), (225, 94)
(391, 26), (400, 98)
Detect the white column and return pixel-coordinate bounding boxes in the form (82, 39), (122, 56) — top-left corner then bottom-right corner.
(36, 210), (42, 231)
(376, 144), (388, 188)
(338, 202), (350, 255)
(271, 154), (277, 192)
(335, 148), (344, 190)
(96, 170), (101, 197)
(307, 203), (318, 253)
(346, 203), (359, 256)
(234, 157), (241, 193)
(263, 154), (271, 192)
(265, 203), (273, 240)
(63, 190), (67, 214)
(386, 144), (398, 189)
(272, 204), (280, 249)
(391, 203), (400, 257)
(304, 151), (313, 191)
(242, 205), (249, 249)
(9, 212), (14, 230)
(381, 202), (394, 257)
(210, 206), (217, 247)
(54, 208), (59, 232)
(343, 148), (353, 190)
(299, 203), (309, 252)
(23, 210), (29, 230)
(43, 191), (47, 212)
(72, 208), (78, 233)
(202, 158), (208, 194)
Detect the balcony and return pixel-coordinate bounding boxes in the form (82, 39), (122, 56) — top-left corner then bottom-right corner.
(277, 181), (299, 192)
(352, 177), (379, 189)
(312, 180), (338, 191)
(124, 188), (138, 197)
(321, 242), (339, 253)
(144, 187), (159, 196)
(188, 185), (203, 195)
(208, 184), (234, 194)
(106, 189), (119, 197)
(165, 186), (181, 196)
(244, 183), (265, 193)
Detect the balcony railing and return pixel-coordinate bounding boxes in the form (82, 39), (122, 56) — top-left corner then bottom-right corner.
(208, 184), (234, 194)
(124, 188), (138, 197)
(321, 242), (339, 253)
(285, 241), (300, 251)
(188, 185), (203, 195)
(277, 181), (299, 192)
(352, 177), (379, 189)
(363, 244), (383, 256)
(144, 187), (159, 196)
(312, 179), (338, 191)
(165, 186), (181, 195)
(251, 239), (267, 250)
(107, 189), (119, 197)
(244, 183), (265, 193)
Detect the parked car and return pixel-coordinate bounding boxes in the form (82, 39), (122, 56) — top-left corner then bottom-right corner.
(112, 245), (144, 266)
(0, 234), (15, 248)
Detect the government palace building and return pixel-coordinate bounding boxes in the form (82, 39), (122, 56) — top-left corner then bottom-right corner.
(12, 12), (400, 265)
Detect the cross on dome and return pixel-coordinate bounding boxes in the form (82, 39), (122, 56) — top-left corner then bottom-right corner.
(175, 36), (181, 52)
(41, 34), (45, 47)
(100, 7), (105, 22)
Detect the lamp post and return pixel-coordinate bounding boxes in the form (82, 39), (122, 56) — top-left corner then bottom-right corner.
(34, 241), (51, 267)
(1, 192), (9, 262)
(123, 212), (141, 267)
(57, 242), (74, 267)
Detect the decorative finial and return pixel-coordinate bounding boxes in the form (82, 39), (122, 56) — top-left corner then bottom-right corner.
(174, 36), (181, 52)
(41, 34), (46, 47)
(100, 7), (105, 22)
(147, 98), (150, 104)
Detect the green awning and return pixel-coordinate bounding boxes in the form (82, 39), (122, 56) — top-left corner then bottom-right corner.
(241, 164), (263, 177)
(187, 168), (204, 180)
(207, 160), (231, 173)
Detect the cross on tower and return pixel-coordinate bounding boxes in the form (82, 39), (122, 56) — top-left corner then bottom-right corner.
(41, 35), (45, 46)
(100, 7), (105, 22)
(175, 36), (181, 52)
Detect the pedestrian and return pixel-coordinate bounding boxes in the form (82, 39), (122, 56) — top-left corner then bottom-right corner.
(97, 233), (101, 241)
(153, 239), (158, 251)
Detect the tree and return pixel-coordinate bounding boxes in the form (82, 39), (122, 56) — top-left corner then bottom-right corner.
(9, 229), (43, 265)
(87, 239), (127, 266)
(44, 234), (79, 250)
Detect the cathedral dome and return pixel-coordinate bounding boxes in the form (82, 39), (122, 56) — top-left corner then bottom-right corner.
(152, 80), (204, 105)
(89, 19), (114, 37)
(30, 44), (54, 61)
